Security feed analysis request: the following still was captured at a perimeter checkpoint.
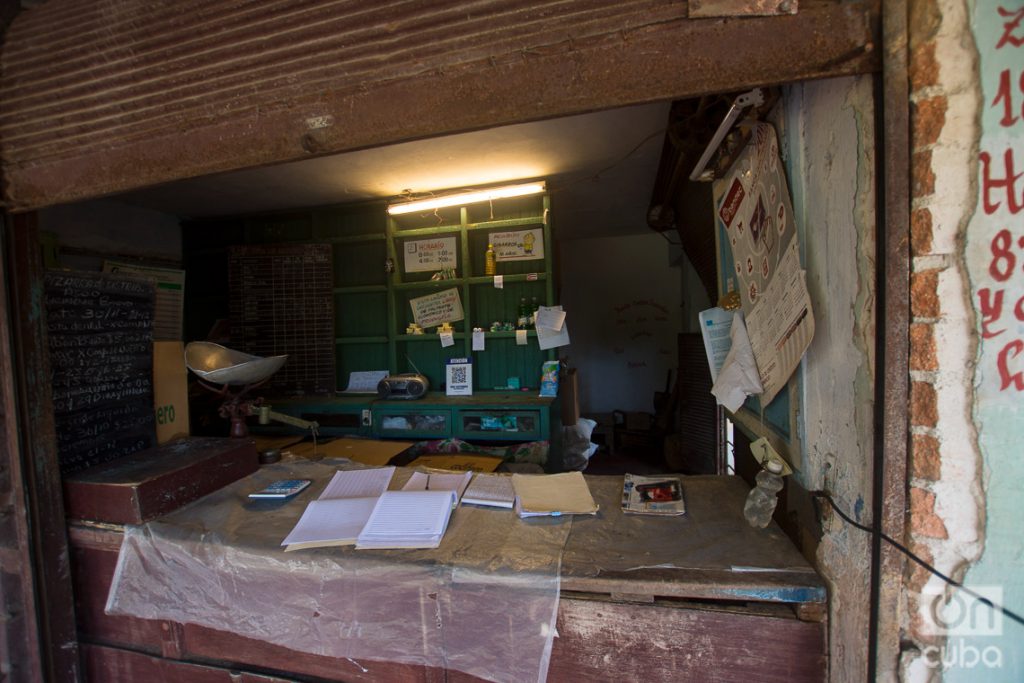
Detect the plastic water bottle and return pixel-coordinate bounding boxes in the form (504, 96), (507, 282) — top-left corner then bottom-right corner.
(743, 460), (784, 528)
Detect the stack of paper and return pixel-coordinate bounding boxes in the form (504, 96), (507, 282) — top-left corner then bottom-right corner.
(281, 467), (394, 551)
(511, 471), (599, 518)
(462, 473), (515, 509)
(355, 490), (458, 549)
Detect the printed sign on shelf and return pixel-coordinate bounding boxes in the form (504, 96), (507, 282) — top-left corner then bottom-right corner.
(409, 288), (465, 328)
(490, 228), (544, 262)
(404, 236), (457, 273)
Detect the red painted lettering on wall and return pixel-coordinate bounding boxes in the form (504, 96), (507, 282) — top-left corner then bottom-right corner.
(996, 6), (1024, 49)
(997, 340), (1024, 390)
(980, 149), (1024, 215)
(979, 288), (1006, 338)
(992, 69), (1024, 126)
(989, 228), (1019, 280)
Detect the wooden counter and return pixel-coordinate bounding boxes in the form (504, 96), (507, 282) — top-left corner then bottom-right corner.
(69, 465), (826, 682)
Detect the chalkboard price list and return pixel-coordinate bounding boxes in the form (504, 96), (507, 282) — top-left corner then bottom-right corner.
(45, 272), (157, 474)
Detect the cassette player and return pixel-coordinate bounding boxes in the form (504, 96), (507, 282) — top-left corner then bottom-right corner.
(377, 373), (430, 400)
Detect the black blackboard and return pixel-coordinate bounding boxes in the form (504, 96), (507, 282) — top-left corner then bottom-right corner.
(45, 271), (157, 475)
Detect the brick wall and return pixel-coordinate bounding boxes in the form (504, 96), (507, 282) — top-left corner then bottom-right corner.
(902, 0), (985, 679)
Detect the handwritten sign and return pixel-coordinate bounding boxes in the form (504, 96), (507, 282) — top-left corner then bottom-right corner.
(404, 236), (457, 273)
(45, 271), (156, 474)
(490, 228), (544, 262)
(409, 288), (464, 328)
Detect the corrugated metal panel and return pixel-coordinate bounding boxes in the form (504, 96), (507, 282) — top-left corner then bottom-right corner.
(1, 0), (683, 157)
(0, 0), (879, 210)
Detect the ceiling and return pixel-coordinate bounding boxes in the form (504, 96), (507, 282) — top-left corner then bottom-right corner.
(119, 102), (672, 241)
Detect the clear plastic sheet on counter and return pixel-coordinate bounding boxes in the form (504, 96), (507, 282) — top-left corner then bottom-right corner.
(105, 459), (570, 683)
(561, 475), (816, 576)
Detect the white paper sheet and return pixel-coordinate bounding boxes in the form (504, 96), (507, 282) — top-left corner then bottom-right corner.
(535, 306), (566, 331)
(493, 275), (504, 289)
(281, 497), (377, 549)
(319, 467), (395, 500)
(355, 490), (458, 549)
(341, 370), (389, 394)
(698, 307), (734, 383)
(440, 331), (455, 348)
(710, 313), (763, 412)
(516, 329), (528, 346)
(402, 471), (472, 501)
(536, 323), (570, 350)
(402, 471), (429, 491)
(472, 330), (485, 351)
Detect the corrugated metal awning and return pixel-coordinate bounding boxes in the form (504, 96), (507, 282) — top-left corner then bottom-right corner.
(0, 0), (879, 210)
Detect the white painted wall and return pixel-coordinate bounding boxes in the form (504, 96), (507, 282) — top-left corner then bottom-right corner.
(560, 233), (682, 415)
(780, 75), (877, 683)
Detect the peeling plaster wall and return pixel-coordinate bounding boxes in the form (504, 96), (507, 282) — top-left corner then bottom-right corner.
(935, 0), (1021, 680)
(899, 0), (995, 680)
(780, 75), (877, 683)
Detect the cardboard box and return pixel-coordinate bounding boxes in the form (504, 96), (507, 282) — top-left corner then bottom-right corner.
(153, 341), (190, 444)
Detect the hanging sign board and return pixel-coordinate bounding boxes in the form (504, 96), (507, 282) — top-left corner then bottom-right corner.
(490, 228), (544, 262)
(410, 288), (465, 328)
(713, 123), (814, 405)
(404, 236), (457, 273)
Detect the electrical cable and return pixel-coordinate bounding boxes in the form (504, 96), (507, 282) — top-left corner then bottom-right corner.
(812, 491), (1024, 629)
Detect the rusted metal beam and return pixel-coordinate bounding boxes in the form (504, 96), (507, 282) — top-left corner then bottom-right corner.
(874, 0), (910, 677)
(0, 0), (879, 210)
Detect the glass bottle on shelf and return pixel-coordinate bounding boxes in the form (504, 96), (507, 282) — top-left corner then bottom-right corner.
(517, 297), (529, 329)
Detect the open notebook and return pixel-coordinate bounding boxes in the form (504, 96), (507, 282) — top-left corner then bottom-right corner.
(281, 467), (393, 551)
(282, 467), (460, 551)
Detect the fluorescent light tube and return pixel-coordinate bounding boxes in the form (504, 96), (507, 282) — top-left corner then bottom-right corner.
(387, 182), (546, 215)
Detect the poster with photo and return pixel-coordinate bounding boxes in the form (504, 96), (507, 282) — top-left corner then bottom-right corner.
(713, 123), (814, 405)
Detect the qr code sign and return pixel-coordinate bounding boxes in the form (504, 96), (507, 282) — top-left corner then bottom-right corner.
(446, 360), (472, 396)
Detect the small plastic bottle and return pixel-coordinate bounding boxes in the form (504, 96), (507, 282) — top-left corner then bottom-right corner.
(743, 459), (784, 528)
(530, 296), (539, 324)
(517, 297), (528, 328)
(485, 243), (496, 275)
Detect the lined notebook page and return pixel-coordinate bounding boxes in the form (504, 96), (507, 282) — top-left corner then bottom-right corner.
(320, 467), (395, 499)
(356, 490), (457, 548)
(281, 497), (377, 549)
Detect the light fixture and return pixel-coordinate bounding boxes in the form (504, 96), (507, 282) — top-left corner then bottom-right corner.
(386, 182), (546, 215)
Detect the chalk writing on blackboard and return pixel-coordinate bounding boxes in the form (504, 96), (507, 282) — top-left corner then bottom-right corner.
(45, 271), (156, 475)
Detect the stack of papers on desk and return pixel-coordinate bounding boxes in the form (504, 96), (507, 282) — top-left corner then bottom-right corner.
(281, 467), (394, 551)
(462, 473), (515, 509)
(512, 471), (599, 518)
(355, 490), (458, 549)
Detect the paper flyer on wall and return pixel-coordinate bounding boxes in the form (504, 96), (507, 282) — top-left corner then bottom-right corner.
(713, 123), (814, 405)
